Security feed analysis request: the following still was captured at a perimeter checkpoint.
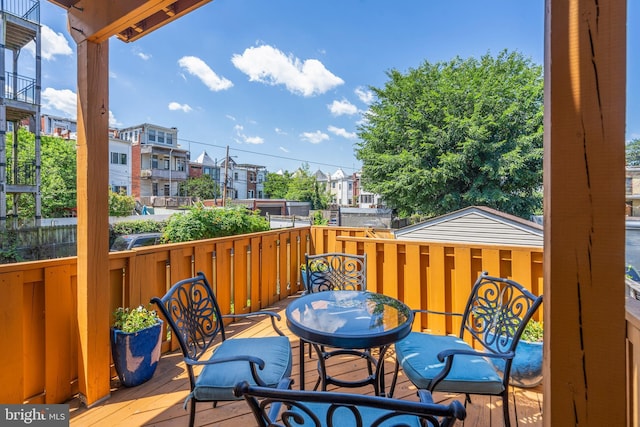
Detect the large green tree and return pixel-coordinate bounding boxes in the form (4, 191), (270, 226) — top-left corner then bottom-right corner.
(627, 138), (640, 166)
(356, 50), (544, 218)
(264, 171), (292, 199)
(179, 174), (219, 200)
(8, 129), (77, 218)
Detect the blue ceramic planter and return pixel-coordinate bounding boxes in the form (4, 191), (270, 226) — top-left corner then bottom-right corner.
(110, 320), (163, 387)
(489, 335), (543, 388)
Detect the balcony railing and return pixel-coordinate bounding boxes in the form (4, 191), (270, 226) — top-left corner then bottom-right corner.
(1, 0), (39, 23)
(0, 225), (635, 424)
(4, 71), (36, 103)
(4, 157), (36, 185)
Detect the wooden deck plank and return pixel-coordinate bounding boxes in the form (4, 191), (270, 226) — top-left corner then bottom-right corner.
(69, 295), (543, 426)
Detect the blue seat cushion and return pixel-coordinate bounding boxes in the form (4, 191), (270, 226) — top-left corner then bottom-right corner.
(192, 336), (292, 401)
(290, 402), (423, 427)
(395, 332), (504, 395)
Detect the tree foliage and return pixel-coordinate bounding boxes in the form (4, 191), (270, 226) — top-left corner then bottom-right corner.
(356, 50), (544, 218)
(264, 165), (330, 209)
(627, 138), (640, 166)
(109, 189), (136, 216)
(163, 206), (270, 243)
(264, 171), (291, 199)
(179, 174), (220, 200)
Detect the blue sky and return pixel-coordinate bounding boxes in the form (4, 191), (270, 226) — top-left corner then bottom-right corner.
(37, 1), (638, 174)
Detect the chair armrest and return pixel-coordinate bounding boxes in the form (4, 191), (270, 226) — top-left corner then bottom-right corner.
(437, 348), (515, 362)
(413, 309), (463, 317)
(186, 355), (272, 386)
(223, 311), (285, 336)
(185, 355), (266, 370)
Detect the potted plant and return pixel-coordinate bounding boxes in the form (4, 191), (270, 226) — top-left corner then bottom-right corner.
(300, 259), (330, 291)
(490, 319), (543, 388)
(110, 305), (163, 387)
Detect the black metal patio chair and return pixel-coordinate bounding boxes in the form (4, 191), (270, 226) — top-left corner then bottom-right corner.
(234, 379), (466, 427)
(151, 272), (292, 427)
(301, 252), (372, 391)
(302, 252), (367, 294)
(389, 272), (543, 427)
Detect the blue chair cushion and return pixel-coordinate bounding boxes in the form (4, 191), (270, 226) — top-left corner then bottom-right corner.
(192, 336), (292, 402)
(291, 402), (423, 427)
(395, 332), (504, 395)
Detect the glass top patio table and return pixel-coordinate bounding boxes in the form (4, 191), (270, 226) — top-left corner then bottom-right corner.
(286, 290), (414, 395)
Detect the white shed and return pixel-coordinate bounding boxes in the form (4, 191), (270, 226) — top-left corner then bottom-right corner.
(394, 206), (543, 247)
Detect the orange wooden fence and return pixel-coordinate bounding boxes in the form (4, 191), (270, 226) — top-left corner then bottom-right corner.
(0, 225), (546, 405)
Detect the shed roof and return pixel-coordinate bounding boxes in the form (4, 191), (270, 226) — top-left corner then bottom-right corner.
(394, 206), (543, 247)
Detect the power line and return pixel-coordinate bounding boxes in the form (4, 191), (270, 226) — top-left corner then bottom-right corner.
(177, 137), (360, 172)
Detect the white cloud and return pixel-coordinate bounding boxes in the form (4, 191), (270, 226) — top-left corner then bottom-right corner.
(328, 99), (358, 116)
(279, 146), (290, 153)
(355, 86), (374, 104)
(300, 130), (329, 144)
(137, 52), (151, 61)
(42, 87), (76, 117)
(109, 111), (121, 127)
(231, 44), (344, 97)
(178, 56), (233, 91)
(328, 125), (357, 140)
(234, 124), (264, 145)
(42, 87), (120, 126)
(168, 102), (192, 112)
(26, 25), (73, 60)
(275, 128), (287, 135)
(226, 115), (237, 121)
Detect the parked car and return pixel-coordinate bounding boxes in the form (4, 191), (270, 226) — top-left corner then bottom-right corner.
(110, 233), (163, 251)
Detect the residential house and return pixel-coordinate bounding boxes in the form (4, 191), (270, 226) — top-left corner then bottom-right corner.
(41, 114), (77, 140)
(119, 123), (188, 202)
(626, 166), (640, 217)
(108, 133), (132, 195)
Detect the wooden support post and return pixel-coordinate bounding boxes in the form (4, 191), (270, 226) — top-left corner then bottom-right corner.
(544, 0), (626, 425)
(76, 39), (111, 406)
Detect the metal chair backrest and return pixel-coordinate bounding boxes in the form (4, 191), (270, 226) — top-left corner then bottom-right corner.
(304, 252), (367, 293)
(234, 380), (466, 427)
(460, 272), (543, 355)
(151, 272), (225, 387)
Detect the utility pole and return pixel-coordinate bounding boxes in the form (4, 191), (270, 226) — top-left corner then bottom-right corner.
(222, 145), (229, 207)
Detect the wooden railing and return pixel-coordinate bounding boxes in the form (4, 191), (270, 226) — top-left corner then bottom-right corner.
(0, 224), (565, 407)
(627, 297), (640, 427)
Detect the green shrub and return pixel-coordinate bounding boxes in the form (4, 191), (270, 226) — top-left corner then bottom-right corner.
(163, 206), (270, 243)
(109, 190), (136, 217)
(111, 219), (167, 235)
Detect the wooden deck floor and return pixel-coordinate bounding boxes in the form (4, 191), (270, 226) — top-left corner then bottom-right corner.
(68, 295), (543, 426)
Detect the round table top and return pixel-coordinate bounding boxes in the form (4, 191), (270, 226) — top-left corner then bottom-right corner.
(285, 290), (414, 349)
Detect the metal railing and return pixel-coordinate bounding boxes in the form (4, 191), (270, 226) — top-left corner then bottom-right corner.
(1, 0), (39, 23)
(5, 72), (36, 103)
(4, 157), (36, 185)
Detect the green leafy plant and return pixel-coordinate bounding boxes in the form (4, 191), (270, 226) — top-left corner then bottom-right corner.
(521, 319), (543, 342)
(300, 259), (329, 273)
(113, 305), (160, 333)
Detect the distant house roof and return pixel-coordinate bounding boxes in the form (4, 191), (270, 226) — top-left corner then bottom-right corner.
(193, 151), (217, 166)
(394, 206), (543, 247)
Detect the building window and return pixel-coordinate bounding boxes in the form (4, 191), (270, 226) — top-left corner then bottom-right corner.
(120, 153), (127, 165)
(112, 185), (127, 194)
(110, 152), (119, 164)
(348, 182), (353, 191)
(167, 133), (173, 145)
(164, 184), (170, 196)
(152, 183), (158, 196)
(152, 155), (158, 169)
(148, 129), (156, 142)
(627, 177), (633, 194)
(248, 190), (254, 198)
(164, 158), (170, 170)
(158, 131), (165, 144)
(177, 159), (185, 171)
(332, 182), (336, 188)
(234, 172), (239, 180)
